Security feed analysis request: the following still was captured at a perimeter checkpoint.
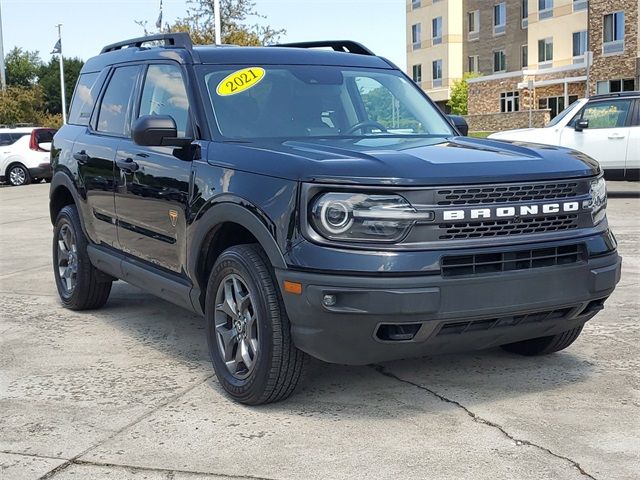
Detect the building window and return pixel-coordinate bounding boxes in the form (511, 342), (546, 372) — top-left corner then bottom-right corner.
(468, 10), (480, 40)
(572, 31), (588, 63)
(432, 59), (442, 88)
(500, 91), (520, 113)
(432, 17), (443, 45)
(521, 0), (529, 28)
(596, 78), (635, 94)
(412, 0), (421, 9)
(468, 55), (479, 73)
(538, 0), (553, 20)
(538, 37), (553, 67)
(412, 64), (422, 83)
(573, 0), (587, 11)
(521, 45), (528, 68)
(493, 50), (506, 72)
(603, 12), (624, 54)
(539, 96), (566, 119)
(411, 23), (422, 50)
(494, 3), (506, 35)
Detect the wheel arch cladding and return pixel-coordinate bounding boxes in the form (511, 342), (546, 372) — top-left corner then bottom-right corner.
(49, 173), (80, 224)
(190, 202), (288, 308)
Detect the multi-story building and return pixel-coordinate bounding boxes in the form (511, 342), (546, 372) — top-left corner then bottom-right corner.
(406, 0), (640, 128)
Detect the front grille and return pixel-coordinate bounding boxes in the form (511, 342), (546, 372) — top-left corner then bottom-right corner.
(436, 307), (574, 336)
(441, 244), (586, 277)
(435, 181), (580, 206)
(438, 214), (579, 240)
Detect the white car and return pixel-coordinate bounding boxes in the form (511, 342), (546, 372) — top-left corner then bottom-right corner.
(489, 92), (640, 180)
(0, 126), (56, 186)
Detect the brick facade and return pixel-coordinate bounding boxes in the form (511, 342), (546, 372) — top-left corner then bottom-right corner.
(464, 110), (551, 132)
(588, 0), (639, 94)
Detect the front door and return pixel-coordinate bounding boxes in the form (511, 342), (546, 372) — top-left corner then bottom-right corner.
(560, 98), (633, 170)
(114, 63), (193, 273)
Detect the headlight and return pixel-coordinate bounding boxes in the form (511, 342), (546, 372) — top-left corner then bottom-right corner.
(588, 176), (607, 225)
(310, 192), (433, 243)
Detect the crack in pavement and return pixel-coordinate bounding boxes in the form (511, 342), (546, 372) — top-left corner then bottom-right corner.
(372, 365), (598, 480)
(70, 459), (281, 480)
(0, 450), (68, 461)
(37, 374), (216, 480)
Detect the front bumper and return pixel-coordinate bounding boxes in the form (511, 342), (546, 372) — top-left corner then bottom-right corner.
(276, 248), (621, 365)
(28, 162), (52, 179)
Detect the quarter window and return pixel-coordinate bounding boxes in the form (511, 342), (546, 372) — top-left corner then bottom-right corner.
(68, 72), (100, 126)
(96, 66), (139, 136)
(139, 64), (190, 137)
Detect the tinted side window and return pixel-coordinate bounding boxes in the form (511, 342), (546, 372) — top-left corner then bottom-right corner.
(138, 64), (190, 137)
(97, 66), (140, 136)
(580, 99), (632, 129)
(68, 73), (100, 126)
(0, 133), (14, 146)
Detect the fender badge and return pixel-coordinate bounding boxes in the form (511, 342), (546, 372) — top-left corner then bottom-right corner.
(169, 210), (178, 227)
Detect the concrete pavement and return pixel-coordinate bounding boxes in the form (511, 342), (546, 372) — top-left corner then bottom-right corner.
(0, 183), (638, 480)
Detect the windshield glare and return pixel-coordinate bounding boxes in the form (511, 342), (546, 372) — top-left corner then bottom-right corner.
(202, 65), (454, 140)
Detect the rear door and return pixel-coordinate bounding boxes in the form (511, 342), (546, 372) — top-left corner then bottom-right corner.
(114, 62), (193, 273)
(559, 98), (633, 170)
(72, 65), (141, 248)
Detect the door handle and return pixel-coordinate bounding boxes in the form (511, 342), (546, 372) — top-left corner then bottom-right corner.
(116, 157), (139, 173)
(73, 150), (89, 164)
(608, 134), (625, 140)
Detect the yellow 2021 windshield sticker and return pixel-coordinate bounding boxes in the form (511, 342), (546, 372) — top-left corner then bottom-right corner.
(216, 67), (265, 96)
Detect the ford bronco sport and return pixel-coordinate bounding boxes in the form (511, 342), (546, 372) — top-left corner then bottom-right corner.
(50, 33), (621, 404)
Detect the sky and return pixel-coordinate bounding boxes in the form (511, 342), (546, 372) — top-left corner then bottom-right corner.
(1, 0), (406, 69)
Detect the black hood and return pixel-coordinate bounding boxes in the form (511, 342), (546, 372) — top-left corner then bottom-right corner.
(208, 136), (600, 186)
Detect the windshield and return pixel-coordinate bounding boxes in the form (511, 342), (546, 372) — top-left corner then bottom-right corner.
(201, 65), (454, 140)
(545, 99), (583, 127)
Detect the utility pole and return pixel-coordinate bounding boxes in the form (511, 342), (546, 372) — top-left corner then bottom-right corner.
(0, 2), (6, 91)
(214, 0), (221, 44)
(55, 24), (67, 124)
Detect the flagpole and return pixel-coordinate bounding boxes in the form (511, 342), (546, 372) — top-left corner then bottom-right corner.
(0, 2), (6, 91)
(214, 0), (221, 44)
(56, 24), (67, 124)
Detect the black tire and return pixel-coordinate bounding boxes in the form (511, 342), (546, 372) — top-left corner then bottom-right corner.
(501, 326), (584, 356)
(7, 163), (30, 186)
(205, 244), (307, 405)
(53, 205), (112, 310)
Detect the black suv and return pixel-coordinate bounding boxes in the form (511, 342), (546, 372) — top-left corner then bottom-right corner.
(50, 34), (621, 404)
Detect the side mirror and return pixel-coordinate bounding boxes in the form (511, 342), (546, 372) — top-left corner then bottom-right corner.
(575, 118), (589, 132)
(448, 115), (469, 136)
(132, 115), (192, 147)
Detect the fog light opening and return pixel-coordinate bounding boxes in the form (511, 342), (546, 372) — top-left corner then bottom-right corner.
(376, 323), (421, 342)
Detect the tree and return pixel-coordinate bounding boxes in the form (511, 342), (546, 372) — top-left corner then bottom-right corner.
(5, 47), (42, 87)
(39, 57), (84, 115)
(138, 0), (285, 46)
(447, 73), (481, 115)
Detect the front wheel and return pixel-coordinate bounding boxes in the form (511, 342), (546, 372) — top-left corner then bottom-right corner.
(501, 326), (584, 356)
(205, 244), (307, 405)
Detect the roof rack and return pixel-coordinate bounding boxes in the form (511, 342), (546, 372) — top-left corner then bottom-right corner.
(100, 32), (193, 54)
(272, 40), (375, 56)
(590, 91), (639, 100)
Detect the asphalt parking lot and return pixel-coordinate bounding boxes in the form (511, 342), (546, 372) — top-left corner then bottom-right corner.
(1, 182), (638, 480)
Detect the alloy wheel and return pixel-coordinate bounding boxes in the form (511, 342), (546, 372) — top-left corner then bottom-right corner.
(57, 224), (78, 294)
(214, 273), (259, 379)
(9, 166), (26, 186)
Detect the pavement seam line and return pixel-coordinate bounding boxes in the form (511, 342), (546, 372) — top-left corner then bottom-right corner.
(372, 364), (598, 480)
(37, 374), (216, 480)
(71, 459), (280, 480)
(0, 450), (69, 461)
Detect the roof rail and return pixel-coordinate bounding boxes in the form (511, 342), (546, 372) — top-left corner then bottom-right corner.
(272, 40), (375, 56)
(590, 91), (639, 100)
(100, 32), (193, 54)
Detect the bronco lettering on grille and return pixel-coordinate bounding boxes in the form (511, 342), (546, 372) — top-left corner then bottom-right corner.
(443, 201), (581, 221)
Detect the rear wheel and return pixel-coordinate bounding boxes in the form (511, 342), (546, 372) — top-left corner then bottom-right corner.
(501, 326), (584, 356)
(205, 244), (307, 405)
(7, 164), (30, 186)
(53, 205), (113, 310)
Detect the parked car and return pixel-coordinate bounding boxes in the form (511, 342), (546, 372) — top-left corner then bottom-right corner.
(50, 33), (620, 404)
(489, 92), (640, 180)
(0, 126), (56, 186)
